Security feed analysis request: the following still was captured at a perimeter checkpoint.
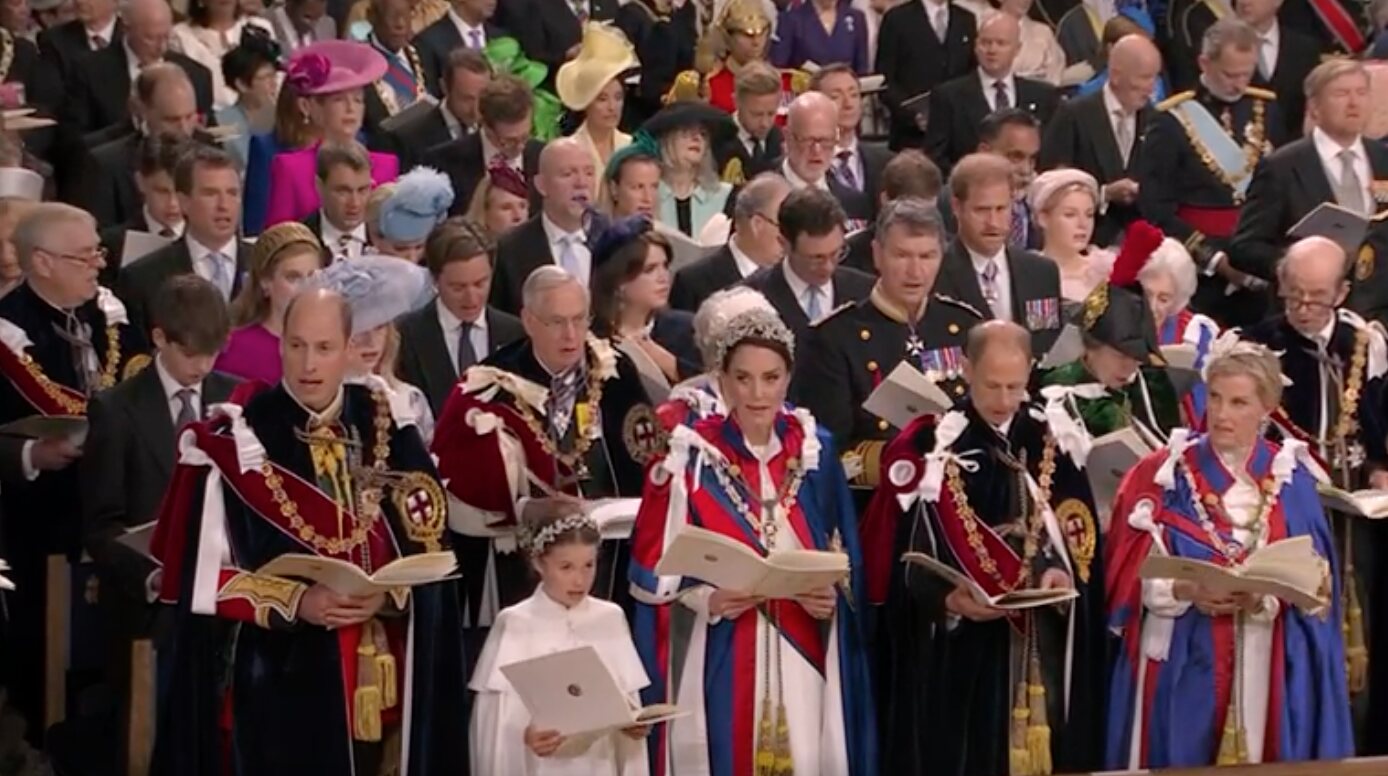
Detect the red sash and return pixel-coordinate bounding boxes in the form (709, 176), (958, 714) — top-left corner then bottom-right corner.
(0, 339), (86, 416)
(1267, 408), (1330, 474)
(932, 471), (1027, 629)
(193, 424), (398, 567)
(1306, 0), (1366, 52)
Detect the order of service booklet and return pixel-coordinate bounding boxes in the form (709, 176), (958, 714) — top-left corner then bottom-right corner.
(653, 525), (849, 599)
(1137, 535), (1329, 612)
(255, 551), (457, 596)
(901, 551), (1079, 609)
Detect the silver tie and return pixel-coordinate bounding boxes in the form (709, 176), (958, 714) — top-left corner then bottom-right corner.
(1337, 149), (1368, 215)
(1114, 109), (1133, 166)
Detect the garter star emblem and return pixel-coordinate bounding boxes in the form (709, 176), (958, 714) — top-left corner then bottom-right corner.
(622, 404), (665, 464)
(1056, 499), (1095, 583)
(392, 470), (446, 552)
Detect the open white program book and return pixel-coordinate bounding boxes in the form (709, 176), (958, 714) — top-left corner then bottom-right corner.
(902, 551), (1078, 609)
(1138, 535), (1330, 611)
(1318, 484), (1388, 519)
(653, 525), (849, 599)
(500, 645), (685, 745)
(862, 362), (953, 430)
(1086, 426), (1157, 508)
(256, 551), (457, 596)
(1160, 343), (1199, 371)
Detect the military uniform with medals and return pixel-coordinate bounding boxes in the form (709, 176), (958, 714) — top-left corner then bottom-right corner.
(793, 286), (982, 488)
(1137, 84), (1285, 326)
(149, 379), (468, 775)
(432, 335), (655, 637)
(0, 282), (145, 733)
(860, 401), (1108, 775)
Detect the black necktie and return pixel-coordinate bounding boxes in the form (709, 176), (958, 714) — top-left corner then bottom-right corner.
(752, 137), (764, 159)
(456, 321), (478, 376)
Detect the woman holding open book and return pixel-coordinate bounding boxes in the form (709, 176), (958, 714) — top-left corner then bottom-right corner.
(1105, 337), (1353, 768)
(628, 302), (876, 775)
(471, 510), (651, 775)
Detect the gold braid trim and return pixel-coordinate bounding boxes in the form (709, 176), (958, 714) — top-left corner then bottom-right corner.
(1169, 98), (1268, 204)
(20, 323), (121, 413)
(946, 436), (1057, 591)
(218, 571), (308, 628)
(262, 389), (393, 557)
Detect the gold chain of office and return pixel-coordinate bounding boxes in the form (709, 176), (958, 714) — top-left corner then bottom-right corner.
(21, 325), (121, 414)
(946, 437), (1057, 592)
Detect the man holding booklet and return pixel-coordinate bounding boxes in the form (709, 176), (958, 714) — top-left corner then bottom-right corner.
(149, 287), (468, 775)
(1105, 337), (1351, 768)
(863, 320), (1108, 776)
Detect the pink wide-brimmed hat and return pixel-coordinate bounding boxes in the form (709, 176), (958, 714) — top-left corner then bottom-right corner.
(284, 40), (388, 97)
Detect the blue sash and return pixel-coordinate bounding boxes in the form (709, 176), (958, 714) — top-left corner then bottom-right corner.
(1172, 99), (1254, 197)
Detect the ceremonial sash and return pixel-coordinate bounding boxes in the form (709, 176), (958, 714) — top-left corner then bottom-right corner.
(1267, 408), (1332, 475)
(1171, 99), (1255, 198)
(932, 475), (1027, 628)
(381, 54), (418, 105)
(1307, 0), (1366, 53)
(193, 424), (397, 566)
(0, 335), (86, 416)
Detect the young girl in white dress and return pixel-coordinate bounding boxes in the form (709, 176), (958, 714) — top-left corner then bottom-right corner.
(470, 510), (652, 775)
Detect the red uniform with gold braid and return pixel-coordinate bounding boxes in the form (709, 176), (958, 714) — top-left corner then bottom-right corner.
(705, 64), (808, 125)
(148, 379), (469, 776)
(689, 0), (807, 126)
(430, 335), (657, 629)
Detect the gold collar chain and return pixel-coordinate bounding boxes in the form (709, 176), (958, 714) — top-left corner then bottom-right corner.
(945, 436), (1057, 591)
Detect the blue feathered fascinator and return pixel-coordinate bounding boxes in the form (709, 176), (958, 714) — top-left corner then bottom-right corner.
(377, 166), (455, 243)
(310, 252), (435, 334)
(589, 214), (653, 270)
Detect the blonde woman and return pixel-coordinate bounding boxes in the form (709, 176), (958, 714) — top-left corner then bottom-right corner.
(464, 166), (531, 242)
(557, 23), (637, 200)
(1029, 167), (1111, 305)
(215, 222), (326, 383)
(644, 102), (733, 238)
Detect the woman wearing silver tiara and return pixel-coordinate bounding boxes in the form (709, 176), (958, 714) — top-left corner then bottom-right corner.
(470, 508), (652, 775)
(1105, 337), (1352, 768)
(629, 304), (876, 775)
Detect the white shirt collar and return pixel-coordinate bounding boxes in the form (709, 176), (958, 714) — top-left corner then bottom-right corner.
(440, 101), (465, 138)
(993, 415), (1014, 436)
(436, 296), (487, 332)
(448, 7), (486, 41)
(921, 0), (949, 18)
(1101, 83), (1127, 117)
(186, 233), (238, 265)
(480, 131), (521, 169)
(781, 260), (831, 307)
(781, 159), (827, 191)
(541, 212), (585, 245)
(154, 351), (199, 401)
(320, 213), (367, 249)
(1312, 126), (1365, 168)
(86, 15), (116, 45)
(979, 69), (1016, 99)
(728, 235), (761, 277)
(1259, 19), (1280, 47)
(966, 244), (1007, 271)
(145, 207), (184, 237)
(283, 381), (345, 424)
(1316, 315), (1336, 345)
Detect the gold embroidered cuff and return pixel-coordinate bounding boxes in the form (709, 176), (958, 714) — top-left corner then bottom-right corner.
(218, 572), (308, 629)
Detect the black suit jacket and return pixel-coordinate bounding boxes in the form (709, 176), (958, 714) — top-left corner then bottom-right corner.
(1254, 26), (1319, 143)
(650, 308), (701, 379)
(669, 244), (748, 311)
(1231, 137), (1388, 318)
(37, 17), (124, 88)
(65, 47), (214, 135)
(714, 125), (785, 181)
(396, 301), (525, 415)
(858, 141), (892, 206)
(80, 129), (140, 231)
(387, 104), (457, 171)
(82, 366), (238, 604)
(504, 0), (617, 83)
(490, 216), (555, 315)
(421, 132), (543, 216)
(1039, 89), (1154, 246)
(8, 36), (61, 161)
(924, 72), (1060, 174)
(742, 262), (874, 349)
(117, 238), (252, 337)
(935, 239), (1064, 354)
(412, 18), (508, 98)
(877, 1), (976, 151)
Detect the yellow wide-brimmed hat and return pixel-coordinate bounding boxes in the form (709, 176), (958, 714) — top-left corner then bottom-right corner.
(556, 23), (639, 112)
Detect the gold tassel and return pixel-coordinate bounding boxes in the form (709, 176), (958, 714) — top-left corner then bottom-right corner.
(376, 652), (398, 709)
(1026, 650), (1052, 776)
(355, 623), (384, 742)
(1214, 698), (1247, 766)
(1346, 571), (1369, 694)
(755, 695), (776, 775)
(773, 702), (793, 775)
(1009, 681), (1032, 776)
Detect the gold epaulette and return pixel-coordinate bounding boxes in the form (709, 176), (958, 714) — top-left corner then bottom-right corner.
(122, 353), (151, 381)
(811, 301), (855, 327)
(934, 293), (985, 319)
(1155, 90), (1195, 112)
(1243, 86), (1277, 101)
(849, 440), (886, 487)
(785, 68), (811, 95)
(721, 156), (745, 185)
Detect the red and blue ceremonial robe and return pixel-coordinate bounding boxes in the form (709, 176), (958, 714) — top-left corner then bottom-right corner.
(628, 409), (876, 776)
(1157, 308), (1217, 428)
(1105, 433), (1353, 768)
